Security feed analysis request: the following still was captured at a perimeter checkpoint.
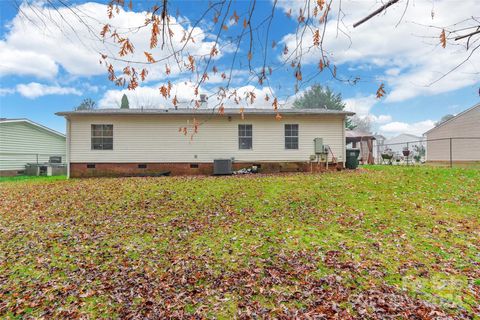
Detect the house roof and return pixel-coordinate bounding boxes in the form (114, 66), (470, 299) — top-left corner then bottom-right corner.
(424, 102), (480, 135)
(345, 130), (375, 139)
(56, 108), (355, 117)
(0, 118), (65, 138)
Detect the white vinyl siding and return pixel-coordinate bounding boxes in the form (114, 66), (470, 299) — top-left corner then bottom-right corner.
(68, 114), (346, 163)
(0, 122), (66, 171)
(426, 106), (480, 161)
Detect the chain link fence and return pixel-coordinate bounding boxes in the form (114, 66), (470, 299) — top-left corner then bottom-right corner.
(375, 137), (480, 168)
(0, 152), (66, 176)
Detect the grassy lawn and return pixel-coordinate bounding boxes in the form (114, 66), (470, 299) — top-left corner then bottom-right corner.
(0, 166), (479, 318)
(0, 175), (67, 183)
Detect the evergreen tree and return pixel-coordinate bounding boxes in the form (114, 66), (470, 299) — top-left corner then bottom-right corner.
(294, 85), (354, 129)
(120, 94), (130, 109)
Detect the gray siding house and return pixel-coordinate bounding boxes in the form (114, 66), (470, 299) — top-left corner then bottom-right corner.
(424, 103), (480, 164)
(0, 119), (66, 176)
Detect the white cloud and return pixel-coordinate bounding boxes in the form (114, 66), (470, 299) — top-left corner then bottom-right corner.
(279, 0), (480, 102)
(379, 120), (435, 136)
(98, 82), (276, 109)
(0, 87), (16, 96)
(344, 95), (377, 117)
(1, 2), (221, 81)
(16, 82), (82, 99)
(0, 42), (58, 78)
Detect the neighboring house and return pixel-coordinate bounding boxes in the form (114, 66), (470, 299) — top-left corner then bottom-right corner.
(424, 103), (480, 164)
(56, 108), (354, 177)
(384, 133), (425, 155)
(0, 118), (66, 176)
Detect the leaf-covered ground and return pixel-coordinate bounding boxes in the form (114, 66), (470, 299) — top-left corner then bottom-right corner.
(0, 166), (479, 319)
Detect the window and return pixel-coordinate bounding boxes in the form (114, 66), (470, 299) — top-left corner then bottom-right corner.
(285, 124), (299, 149)
(238, 124), (252, 149)
(91, 124), (113, 150)
(190, 163), (199, 168)
(87, 163), (96, 169)
(138, 164), (147, 169)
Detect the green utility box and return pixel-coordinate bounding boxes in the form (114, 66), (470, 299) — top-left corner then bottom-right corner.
(346, 148), (360, 169)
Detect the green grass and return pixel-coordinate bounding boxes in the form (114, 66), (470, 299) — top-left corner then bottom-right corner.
(0, 166), (479, 318)
(0, 175), (66, 183)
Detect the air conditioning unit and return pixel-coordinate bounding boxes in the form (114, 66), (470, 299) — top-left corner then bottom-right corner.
(213, 159), (232, 175)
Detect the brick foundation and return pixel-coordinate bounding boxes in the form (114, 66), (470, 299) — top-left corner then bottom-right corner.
(0, 170), (23, 177)
(70, 162), (344, 178)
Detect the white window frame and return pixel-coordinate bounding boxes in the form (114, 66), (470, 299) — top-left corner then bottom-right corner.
(91, 124), (113, 150)
(238, 124), (253, 150)
(285, 124), (299, 150)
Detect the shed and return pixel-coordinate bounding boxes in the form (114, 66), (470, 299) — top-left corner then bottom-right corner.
(0, 119), (66, 176)
(345, 130), (376, 164)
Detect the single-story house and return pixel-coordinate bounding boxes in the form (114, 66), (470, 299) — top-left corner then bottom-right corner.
(345, 130), (375, 164)
(384, 133), (425, 155)
(424, 103), (480, 164)
(0, 118), (66, 176)
(56, 108), (354, 177)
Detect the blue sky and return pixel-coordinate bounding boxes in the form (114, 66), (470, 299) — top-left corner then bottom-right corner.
(0, 0), (478, 136)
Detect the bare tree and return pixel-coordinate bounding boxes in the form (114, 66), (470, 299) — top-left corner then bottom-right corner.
(14, 0), (479, 135)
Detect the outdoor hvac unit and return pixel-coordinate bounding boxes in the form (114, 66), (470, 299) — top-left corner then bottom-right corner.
(314, 138), (327, 154)
(213, 159), (233, 175)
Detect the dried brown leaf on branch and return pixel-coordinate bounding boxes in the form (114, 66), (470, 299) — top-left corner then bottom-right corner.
(210, 45), (219, 57)
(100, 24), (110, 38)
(248, 91), (256, 104)
(313, 29), (320, 47)
(119, 38), (134, 56)
(140, 68), (148, 81)
(243, 18), (248, 29)
(272, 97), (278, 111)
(376, 83), (386, 99)
(107, 3), (114, 19)
(159, 85), (168, 98)
(172, 95), (178, 106)
(295, 65), (302, 81)
(107, 63), (115, 81)
(440, 29), (446, 48)
(187, 55), (195, 72)
(144, 52), (156, 63)
(285, 8), (292, 18)
(231, 11), (239, 24)
(150, 19), (159, 49)
(317, 0), (325, 10)
(218, 103), (225, 115)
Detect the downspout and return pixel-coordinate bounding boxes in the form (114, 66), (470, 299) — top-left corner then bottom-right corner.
(66, 117), (71, 179)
